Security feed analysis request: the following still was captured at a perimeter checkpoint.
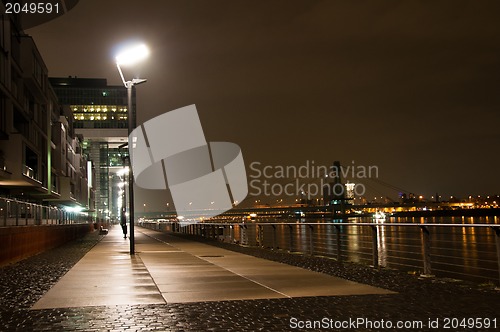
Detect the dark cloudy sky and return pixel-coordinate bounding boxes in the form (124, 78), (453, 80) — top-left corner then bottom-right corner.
(27, 0), (500, 208)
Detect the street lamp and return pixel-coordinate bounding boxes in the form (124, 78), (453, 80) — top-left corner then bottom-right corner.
(115, 43), (149, 255)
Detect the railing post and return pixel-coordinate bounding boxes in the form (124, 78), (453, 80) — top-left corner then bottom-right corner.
(15, 201), (19, 226)
(420, 225), (433, 277)
(288, 224), (293, 252)
(334, 224), (342, 263)
(491, 227), (500, 287)
(308, 224), (314, 256)
(241, 224), (248, 245)
(371, 225), (379, 268)
(36, 205), (41, 225)
(258, 225), (263, 247)
(1, 199), (6, 226)
(272, 225), (277, 250)
(24, 203), (28, 225)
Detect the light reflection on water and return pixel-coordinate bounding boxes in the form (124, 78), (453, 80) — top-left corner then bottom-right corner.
(233, 216), (498, 283)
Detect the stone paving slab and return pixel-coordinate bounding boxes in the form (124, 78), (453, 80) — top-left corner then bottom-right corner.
(31, 229), (165, 309)
(139, 228), (394, 303)
(32, 227), (393, 309)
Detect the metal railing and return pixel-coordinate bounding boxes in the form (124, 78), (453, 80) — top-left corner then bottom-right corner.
(141, 221), (500, 285)
(0, 197), (89, 226)
(22, 165), (37, 181)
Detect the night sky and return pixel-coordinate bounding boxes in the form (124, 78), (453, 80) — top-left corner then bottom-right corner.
(27, 0), (500, 210)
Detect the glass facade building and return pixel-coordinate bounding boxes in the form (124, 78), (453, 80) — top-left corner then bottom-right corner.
(50, 77), (136, 221)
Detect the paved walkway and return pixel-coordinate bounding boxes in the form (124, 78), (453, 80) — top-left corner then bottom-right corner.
(32, 227), (393, 309)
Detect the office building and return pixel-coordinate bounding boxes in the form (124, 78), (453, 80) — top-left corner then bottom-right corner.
(50, 77), (136, 221)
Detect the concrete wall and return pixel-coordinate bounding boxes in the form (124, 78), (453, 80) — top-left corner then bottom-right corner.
(0, 223), (93, 266)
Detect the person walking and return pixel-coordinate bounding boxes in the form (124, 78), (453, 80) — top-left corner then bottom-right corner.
(120, 208), (127, 238)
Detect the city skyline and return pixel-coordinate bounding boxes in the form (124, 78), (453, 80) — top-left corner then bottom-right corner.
(27, 0), (500, 209)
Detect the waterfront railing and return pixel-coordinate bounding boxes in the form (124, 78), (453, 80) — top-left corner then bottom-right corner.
(0, 197), (89, 226)
(141, 221), (500, 286)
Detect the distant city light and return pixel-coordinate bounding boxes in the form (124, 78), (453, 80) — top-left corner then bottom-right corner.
(64, 206), (83, 213)
(117, 167), (129, 176)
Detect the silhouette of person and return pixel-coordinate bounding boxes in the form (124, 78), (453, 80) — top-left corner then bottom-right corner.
(120, 209), (127, 238)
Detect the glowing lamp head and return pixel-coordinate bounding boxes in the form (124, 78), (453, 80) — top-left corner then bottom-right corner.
(116, 43), (149, 66)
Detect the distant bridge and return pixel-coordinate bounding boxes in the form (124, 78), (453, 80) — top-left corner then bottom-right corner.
(139, 201), (500, 220)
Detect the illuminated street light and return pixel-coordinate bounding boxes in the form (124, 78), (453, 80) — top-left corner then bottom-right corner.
(117, 167), (129, 176)
(115, 42), (149, 255)
(116, 44), (149, 66)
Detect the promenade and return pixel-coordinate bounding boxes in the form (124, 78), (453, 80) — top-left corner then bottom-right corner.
(33, 228), (391, 309)
(0, 226), (499, 331)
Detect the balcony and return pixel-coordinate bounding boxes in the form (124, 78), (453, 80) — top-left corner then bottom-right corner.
(22, 164), (42, 185)
(0, 162), (12, 180)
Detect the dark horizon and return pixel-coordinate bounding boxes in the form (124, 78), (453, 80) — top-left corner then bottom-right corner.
(27, 0), (500, 210)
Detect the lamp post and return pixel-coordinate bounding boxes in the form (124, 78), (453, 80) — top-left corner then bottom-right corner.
(115, 43), (149, 255)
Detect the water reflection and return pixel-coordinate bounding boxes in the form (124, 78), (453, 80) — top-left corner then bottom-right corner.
(247, 216), (498, 283)
(375, 219), (387, 266)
